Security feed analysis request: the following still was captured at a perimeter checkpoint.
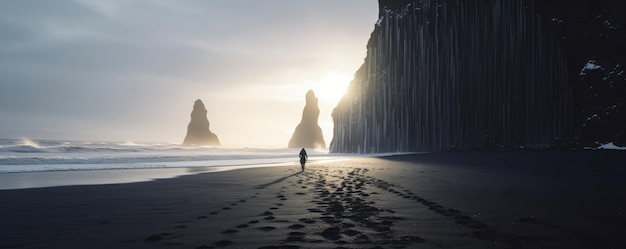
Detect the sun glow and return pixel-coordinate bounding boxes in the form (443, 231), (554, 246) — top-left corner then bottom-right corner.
(312, 73), (353, 105)
(262, 72), (353, 147)
(301, 72), (353, 148)
(272, 72), (353, 107)
(256, 72), (353, 105)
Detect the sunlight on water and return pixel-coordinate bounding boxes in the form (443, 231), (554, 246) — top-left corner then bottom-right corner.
(18, 138), (40, 148)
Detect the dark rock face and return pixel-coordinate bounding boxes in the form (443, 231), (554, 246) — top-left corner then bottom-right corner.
(331, 0), (574, 153)
(331, 0), (626, 153)
(530, 0), (626, 147)
(289, 90), (326, 149)
(182, 99), (221, 146)
(579, 62), (626, 147)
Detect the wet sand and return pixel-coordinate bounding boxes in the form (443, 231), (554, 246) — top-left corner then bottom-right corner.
(1, 151), (625, 248)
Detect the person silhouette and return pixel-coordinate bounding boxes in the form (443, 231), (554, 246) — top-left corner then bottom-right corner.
(299, 148), (308, 171)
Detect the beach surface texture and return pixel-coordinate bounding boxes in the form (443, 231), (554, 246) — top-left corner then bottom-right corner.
(1, 151), (625, 249)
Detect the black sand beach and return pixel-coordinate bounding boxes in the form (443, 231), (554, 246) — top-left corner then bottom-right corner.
(1, 151), (625, 249)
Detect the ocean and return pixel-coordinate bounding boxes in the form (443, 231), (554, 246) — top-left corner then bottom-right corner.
(0, 138), (352, 174)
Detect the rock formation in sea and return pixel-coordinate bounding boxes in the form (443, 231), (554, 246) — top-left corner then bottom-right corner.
(331, 0), (575, 153)
(288, 90), (326, 149)
(182, 99), (221, 146)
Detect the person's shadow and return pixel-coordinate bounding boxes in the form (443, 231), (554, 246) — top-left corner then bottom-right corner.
(255, 171), (303, 189)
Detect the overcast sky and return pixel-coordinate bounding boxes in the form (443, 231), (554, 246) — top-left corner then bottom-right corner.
(0, 0), (378, 147)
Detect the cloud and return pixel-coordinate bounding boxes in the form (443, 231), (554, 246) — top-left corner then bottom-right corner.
(0, 0), (378, 144)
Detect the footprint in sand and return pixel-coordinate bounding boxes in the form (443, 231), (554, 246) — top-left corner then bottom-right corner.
(288, 224), (305, 229)
(342, 229), (361, 236)
(285, 232), (306, 242)
(144, 233), (171, 243)
(299, 218), (316, 224)
(257, 226), (277, 232)
(213, 240), (234, 247)
(320, 216), (341, 224)
(340, 222), (355, 228)
(319, 227), (341, 240)
(221, 229), (238, 234)
(307, 208), (324, 213)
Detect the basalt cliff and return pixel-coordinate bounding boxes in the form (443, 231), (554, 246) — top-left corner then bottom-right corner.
(330, 0), (626, 153)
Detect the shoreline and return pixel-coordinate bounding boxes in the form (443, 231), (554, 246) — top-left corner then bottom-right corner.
(0, 157), (359, 190)
(0, 162), (300, 191)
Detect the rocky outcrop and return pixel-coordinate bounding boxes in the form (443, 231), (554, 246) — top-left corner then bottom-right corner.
(579, 61), (626, 147)
(288, 90), (326, 149)
(183, 99), (221, 146)
(531, 0), (626, 148)
(330, 0), (574, 153)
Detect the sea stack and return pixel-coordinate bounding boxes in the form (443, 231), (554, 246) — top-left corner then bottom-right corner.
(288, 90), (326, 149)
(182, 99), (221, 146)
